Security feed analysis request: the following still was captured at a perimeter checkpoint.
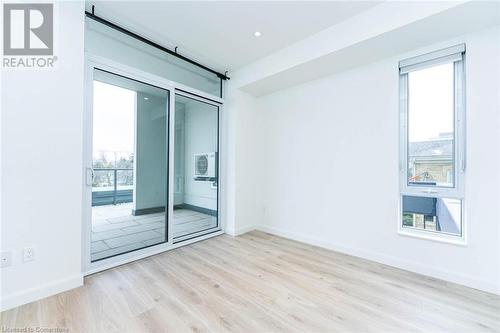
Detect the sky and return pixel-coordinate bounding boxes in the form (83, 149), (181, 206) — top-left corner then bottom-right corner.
(408, 62), (454, 142)
(92, 81), (135, 161)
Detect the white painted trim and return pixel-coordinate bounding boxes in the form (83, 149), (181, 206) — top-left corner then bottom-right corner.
(252, 224), (500, 295)
(397, 228), (467, 246)
(225, 225), (256, 237)
(85, 53), (224, 104)
(0, 275), (83, 312)
(167, 91), (176, 245)
(85, 230), (224, 276)
(399, 43), (465, 73)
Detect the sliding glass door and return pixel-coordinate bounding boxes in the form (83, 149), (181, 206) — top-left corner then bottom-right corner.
(90, 69), (169, 262)
(172, 93), (220, 242)
(85, 59), (224, 272)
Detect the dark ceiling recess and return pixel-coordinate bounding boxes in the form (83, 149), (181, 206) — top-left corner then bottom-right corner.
(85, 5), (230, 80)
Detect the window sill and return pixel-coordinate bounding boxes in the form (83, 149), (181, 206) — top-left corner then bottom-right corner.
(398, 228), (467, 246)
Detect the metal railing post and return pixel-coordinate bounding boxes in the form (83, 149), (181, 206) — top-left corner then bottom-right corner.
(91, 168), (133, 206)
(113, 169), (117, 205)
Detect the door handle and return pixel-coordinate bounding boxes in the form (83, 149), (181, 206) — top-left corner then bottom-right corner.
(85, 168), (94, 186)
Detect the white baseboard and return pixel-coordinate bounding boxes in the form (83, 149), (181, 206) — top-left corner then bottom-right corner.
(252, 224), (500, 295)
(3, 225), (497, 313)
(1, 274), (83, 312)
(225, 225), (256, 236)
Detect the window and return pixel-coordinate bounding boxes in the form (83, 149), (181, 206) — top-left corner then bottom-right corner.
(399, 44), (465, 242)
(402, 196), (462, 236)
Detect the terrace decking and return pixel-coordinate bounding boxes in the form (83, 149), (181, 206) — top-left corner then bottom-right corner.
(91, 203), (216, 261)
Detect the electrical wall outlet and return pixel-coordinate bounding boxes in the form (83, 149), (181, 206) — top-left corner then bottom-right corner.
(23, 247), (35, 263)
(1, 251), (12, 268)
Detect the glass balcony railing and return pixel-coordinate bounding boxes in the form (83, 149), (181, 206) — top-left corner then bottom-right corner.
(92, 168), (133, 206)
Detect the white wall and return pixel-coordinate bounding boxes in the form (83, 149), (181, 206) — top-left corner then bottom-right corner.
(181, 101), (218, 210)
(0, 2), (85, 310)
(245, 26), (500, 294)
(224, 85), (264, 235)
(134, 93), (167, 211)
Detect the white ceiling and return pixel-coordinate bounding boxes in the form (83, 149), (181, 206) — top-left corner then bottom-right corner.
(85, 1), (381, 72)
(234, 1), (500, 96)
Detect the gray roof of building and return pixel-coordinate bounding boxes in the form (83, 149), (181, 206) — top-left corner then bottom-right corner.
(409, 138), (452, 158)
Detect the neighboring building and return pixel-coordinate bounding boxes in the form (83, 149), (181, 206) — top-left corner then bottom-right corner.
(404, 133), (460, 235)
(408, 133), (453, 186)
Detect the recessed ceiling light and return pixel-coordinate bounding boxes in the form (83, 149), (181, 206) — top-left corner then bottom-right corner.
(254, 31), (262, 37)
(144, 97), (149, 100)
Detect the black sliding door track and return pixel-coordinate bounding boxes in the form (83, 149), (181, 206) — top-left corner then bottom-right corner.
(85, 8), (230, 81)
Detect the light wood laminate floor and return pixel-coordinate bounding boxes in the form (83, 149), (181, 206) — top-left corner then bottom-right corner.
(2, 231), (499, 332)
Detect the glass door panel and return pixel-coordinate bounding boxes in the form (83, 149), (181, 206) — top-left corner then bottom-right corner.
(91, 68), (169, 262)
(173, 94), (219, 241)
